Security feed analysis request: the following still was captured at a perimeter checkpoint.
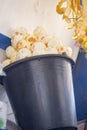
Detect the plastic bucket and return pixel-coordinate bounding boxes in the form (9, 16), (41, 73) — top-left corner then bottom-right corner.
(0, 55), (77, 130)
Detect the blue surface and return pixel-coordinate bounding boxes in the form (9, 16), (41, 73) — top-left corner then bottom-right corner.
(73, 51), (87, 121)
(0, 33), (11, 50)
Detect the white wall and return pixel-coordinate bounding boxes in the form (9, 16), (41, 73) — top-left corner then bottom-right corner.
(0, 0), (75, 46)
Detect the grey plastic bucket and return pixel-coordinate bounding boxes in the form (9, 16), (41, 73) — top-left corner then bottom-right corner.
(0, 55), (77, 130)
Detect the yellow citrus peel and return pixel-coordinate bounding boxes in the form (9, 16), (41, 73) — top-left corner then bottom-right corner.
(56, 0), (87, 51)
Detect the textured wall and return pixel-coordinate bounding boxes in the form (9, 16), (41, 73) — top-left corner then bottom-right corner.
(0, 0), (75, 47)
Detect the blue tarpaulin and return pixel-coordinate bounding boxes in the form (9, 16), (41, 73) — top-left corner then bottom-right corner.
(0, 33), (11, 50)
(73, 51), (87, 121)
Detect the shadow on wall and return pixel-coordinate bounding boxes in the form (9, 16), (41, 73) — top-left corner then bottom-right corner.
(73, 51), (87, 121)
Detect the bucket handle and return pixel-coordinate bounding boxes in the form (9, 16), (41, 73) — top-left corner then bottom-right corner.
(0, 76), (4, 85)
(0, 63), (6, 85)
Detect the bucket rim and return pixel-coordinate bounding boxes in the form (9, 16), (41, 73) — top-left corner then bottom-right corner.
(3, 54), (75, 71)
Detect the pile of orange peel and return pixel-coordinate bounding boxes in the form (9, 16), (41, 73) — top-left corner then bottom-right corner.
(56, 0), (87, 51)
